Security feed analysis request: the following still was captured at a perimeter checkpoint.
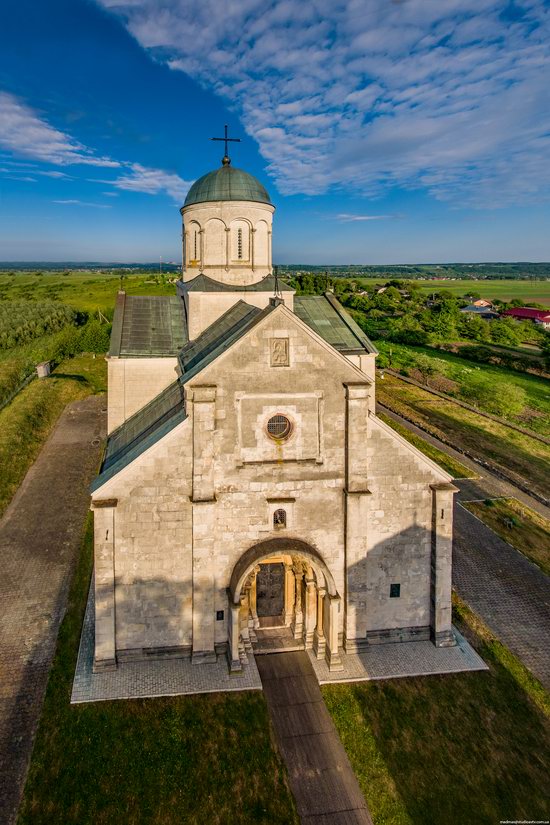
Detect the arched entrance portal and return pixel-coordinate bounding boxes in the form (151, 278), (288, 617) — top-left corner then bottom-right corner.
(228, 538), (343, 674)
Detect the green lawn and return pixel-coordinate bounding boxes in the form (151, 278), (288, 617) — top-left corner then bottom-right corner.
(463, 498), (550, 577)
(375, 340), (550, 436)
(377, 411), (476, 479)
(377, 375), (550, 501)
(18, 517), (298, 825)
(323, 596), (550, 825)
(0, 353), (107, 517)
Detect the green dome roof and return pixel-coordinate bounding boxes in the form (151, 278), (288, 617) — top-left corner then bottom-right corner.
(183, 163), (272, 207)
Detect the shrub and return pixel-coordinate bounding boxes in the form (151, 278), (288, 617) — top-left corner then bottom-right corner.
(80, 319), (111, 353)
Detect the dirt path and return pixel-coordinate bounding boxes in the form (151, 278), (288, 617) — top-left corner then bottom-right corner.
(257, 651), (373, 824)
(0, 396), (106, 825)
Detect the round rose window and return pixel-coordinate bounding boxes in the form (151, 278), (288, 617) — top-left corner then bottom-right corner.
(266, 414), (292, 440)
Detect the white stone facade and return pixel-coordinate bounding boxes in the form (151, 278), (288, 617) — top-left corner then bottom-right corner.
(92, 162), (457, 676)
(92, 304), (457, 673)
(181, 200), (274, 285)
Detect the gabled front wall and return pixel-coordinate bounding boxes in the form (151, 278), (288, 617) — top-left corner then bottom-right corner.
(93, 307), (453, 664)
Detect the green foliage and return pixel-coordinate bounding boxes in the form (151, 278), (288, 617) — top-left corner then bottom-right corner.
(79, 319), (111, 353)
(0, 300), (76, 350)
(460, 372), (527, 417)
(489, 318), (521, 346)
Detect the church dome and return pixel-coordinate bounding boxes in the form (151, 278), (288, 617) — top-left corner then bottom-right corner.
(183, 163), (272, 207)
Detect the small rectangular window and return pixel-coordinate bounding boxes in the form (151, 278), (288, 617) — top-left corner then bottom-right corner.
(390, 583), (400, 598)
(216, 610), (224, 621)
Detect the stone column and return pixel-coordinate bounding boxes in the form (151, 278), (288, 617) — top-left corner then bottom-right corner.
(292, 566), (303, 640)
(190, 385), (216, 503)
(250, 565), (260, 629)
(251, 227), (256, 272)
(227, 602), (242, 673)
(313, 587), (326, 659)
(325, 594), (344, 672)
(430, 483), (458, 647)
(283, 562), (295, 626)
(304, 575), (317, 649)
(225, 227), (230, 272)
(268, 230), (272, 269)
(191, 503), (217, 664)
(343, 382), (371, 653)
(92, 500), (118, 672)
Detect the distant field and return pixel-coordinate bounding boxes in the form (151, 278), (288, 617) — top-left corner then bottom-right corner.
(2, 272), (550, 313)
(0, 271), (174, 315)
(356, 277), (550, 305)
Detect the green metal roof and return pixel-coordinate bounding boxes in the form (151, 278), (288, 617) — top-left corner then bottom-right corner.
(92, 380), (186, 491)
(183, 164), (272, 207)
(177, 273), (294, 294)
(294, 293), (377, 354)
(109, 293), (188, 357)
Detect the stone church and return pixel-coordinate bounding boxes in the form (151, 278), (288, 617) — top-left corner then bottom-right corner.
(90, 148), (457, 675)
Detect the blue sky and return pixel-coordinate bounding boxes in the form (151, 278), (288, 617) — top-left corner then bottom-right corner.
(1, 0), (549, 263)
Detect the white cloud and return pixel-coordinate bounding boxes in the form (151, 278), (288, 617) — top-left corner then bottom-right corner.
(96, 163), (192, 201)
(96, 0), (550, 205)
(53, 199), (112, 208)
(0, 91), (190, 202)
(0, 91), (119, 167)
(336, 214), (399, 222)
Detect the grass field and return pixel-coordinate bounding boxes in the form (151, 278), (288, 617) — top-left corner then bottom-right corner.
(377, 374), (550, 500)
(357, 277), (550, 305)
(377, 411), (476, 478)
(462, 498), (550, 577)
(0, 271), (174, 315)
(0, 354), (106, 518)
(323, 595), (550, 825)
(376, 341), (550, 436)
(2, 272), (550, 315)
(17, 517), (298, 825)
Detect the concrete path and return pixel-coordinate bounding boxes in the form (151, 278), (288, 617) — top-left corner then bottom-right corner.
(256, 652), (373, 825)
(377, 404), (550, 689)
(0, 395), (106, 825)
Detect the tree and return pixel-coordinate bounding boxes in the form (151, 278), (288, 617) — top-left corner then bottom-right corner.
(414, 354), (438, 386)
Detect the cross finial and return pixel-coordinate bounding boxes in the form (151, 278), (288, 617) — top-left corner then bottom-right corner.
(211, 124), (241, 166)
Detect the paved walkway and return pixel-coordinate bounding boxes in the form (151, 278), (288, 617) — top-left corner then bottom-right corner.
(0, 395), (106, 825)
(453, 503), (550, 689)
(377, 404), (550, 689)
(256, 651), (373, 825)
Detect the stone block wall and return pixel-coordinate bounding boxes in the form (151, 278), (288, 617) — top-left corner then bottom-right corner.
(107, 357), (179, 433)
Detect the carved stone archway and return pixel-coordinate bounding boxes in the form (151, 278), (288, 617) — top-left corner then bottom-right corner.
(227, 537), (342, 675)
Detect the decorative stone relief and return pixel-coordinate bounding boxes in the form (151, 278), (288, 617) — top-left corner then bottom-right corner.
(270, 337), (289, 367)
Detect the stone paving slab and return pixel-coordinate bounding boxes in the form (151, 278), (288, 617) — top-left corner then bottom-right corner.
(257, 652), (373, 825)
(0, 395), (106, 825)
(309, 628), (487, 684)
(453, 502), (550, 690)
(71, 582), (262, 703)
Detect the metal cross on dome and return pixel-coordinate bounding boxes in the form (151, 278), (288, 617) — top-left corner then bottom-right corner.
(211, 124), (241, 165)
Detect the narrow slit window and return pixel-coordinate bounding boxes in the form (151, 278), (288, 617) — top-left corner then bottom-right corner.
(237, 227), (243, 259)
(193, 230), (198, 260)
(390, 583), (400, 598)
(273, 509), (286, 528)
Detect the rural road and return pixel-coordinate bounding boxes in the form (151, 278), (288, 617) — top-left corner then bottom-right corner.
(0, 395), (106, 825)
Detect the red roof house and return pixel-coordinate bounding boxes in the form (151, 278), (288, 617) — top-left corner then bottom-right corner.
(501, 307), (550, 328)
